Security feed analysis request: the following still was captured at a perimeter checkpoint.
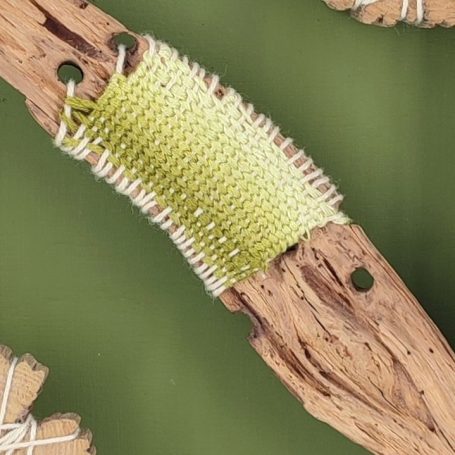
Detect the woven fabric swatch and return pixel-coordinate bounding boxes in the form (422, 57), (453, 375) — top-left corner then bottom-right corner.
(57, 37), (349, 296)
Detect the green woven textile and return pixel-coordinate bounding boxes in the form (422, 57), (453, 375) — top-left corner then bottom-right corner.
(57, 37), (348, 295)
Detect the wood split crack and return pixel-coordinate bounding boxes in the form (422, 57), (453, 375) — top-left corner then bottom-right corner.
(30, 0), (102, 58)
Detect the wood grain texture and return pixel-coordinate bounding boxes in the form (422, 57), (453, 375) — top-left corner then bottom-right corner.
(323, 0), (455, 27)
(0, 346), (94, 454)
(0, 1), (454, 455)
(222, 223), (455, 454)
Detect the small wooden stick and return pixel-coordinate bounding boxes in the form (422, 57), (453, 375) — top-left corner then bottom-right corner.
(0, 346), (94, 454)
(0, 2), (454, 454)
(322, 0), (455, 28)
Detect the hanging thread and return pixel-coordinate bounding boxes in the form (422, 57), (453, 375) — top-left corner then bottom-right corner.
(0, 358), (79, 453)
(353, 0), (425, 23)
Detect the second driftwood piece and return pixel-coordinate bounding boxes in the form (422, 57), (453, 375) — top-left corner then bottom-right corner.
(0, 345), (94, 453)
(323, 0), (455, 27)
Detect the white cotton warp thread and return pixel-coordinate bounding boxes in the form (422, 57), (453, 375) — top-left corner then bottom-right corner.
(353, 0), (425, 24)
(0, 357), (79, 454)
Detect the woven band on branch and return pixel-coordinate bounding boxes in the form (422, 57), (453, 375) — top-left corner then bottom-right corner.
(56, 36), (349, 296)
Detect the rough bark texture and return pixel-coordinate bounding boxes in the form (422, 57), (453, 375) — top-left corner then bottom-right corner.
(222, 223), (455, 455)
(0, 345), (94, 454)
(323, 0), (455, 28)
(0, 1), (454, 455)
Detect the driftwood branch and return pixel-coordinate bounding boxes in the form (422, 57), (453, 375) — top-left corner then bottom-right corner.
(0, 1), (454, 454)
(0, 345), (93, 454)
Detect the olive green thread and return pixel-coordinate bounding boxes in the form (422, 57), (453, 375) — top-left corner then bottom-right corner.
(55, 36), (349, 296)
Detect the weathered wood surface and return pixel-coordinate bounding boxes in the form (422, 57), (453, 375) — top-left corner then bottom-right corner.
(0, 345), (93, 454)
(222, 223), (455, 454)
(0, 1), (454, 454)
(323, 0), (455, 27)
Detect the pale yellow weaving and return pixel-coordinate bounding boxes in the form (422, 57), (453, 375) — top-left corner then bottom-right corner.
(56, 36), (348, 296)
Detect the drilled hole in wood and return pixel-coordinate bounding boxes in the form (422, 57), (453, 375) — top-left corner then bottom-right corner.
(57, 62), (84, 84)
(112, 32), (137, 51)
(351, 267), (374, 292)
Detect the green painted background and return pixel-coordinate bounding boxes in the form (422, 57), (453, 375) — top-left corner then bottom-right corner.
(0, 1), (454, 453)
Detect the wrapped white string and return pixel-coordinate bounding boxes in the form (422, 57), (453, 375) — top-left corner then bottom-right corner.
(353, 0), (425, 24)
(0, 357), (79, 454)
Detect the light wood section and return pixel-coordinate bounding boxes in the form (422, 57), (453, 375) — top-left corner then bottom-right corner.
(323, 0), (455, 27)
(0, 346), (94, 454)
(222, 223), (455, 454)
(0, 1), (454, 454)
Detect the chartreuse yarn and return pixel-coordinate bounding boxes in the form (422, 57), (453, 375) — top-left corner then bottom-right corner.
(56, 36), (348, 296)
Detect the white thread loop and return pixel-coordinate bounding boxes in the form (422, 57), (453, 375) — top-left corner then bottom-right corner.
(116, 44), (127, 74)
(0, 358), (79, 453)
(400, 0), (409, 19)
(55, 80), (76, 147)
(415, 0), (424, 23)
